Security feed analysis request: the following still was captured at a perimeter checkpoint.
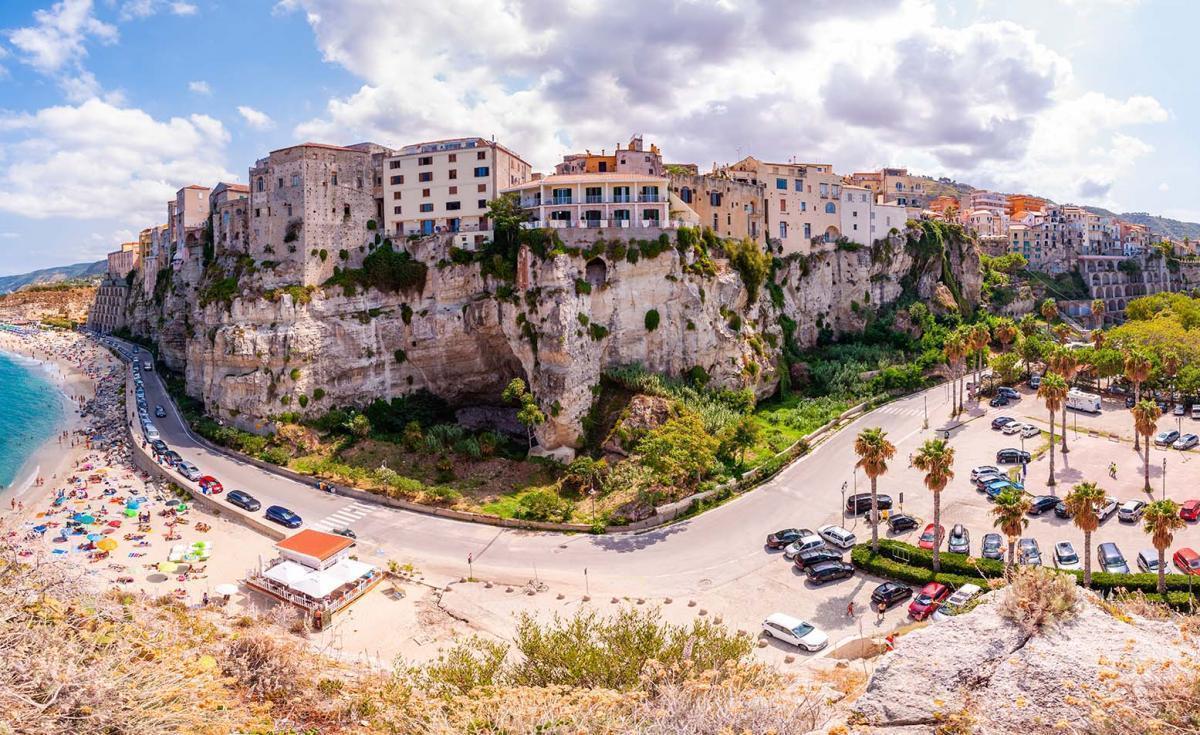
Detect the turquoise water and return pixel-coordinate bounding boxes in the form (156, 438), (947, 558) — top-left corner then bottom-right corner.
(0, 351), (64, 489)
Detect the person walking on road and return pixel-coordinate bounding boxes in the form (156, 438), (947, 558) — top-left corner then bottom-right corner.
(846, 600), (855, 618)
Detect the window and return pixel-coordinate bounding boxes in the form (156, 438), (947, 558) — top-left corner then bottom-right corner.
(776, 178), (787, 190)
(477, 151), (486, 160)
(780, 199), (787, 212)
(389, 161), (401, 169)
(390, 175), (403, 185)
(448, 153), (457, 162)
(552, 188), (572, 204)
(331, 173), (338, 186)
(285, 203), (292, 217)
(478, 199), (487, 208)
(679, 187), (692, 204)
(254, 208), (261, 218)
(825, 202), (836, 214)
(642, 209), (660, 221)
(356, 177), (362, 189)
(819, 183), (828, 196)
(550, 210), (571, 221)
(419, 172), (433, 182)
(418, 156), (433, 166)
(393, 192), (402, 200)
(422, 188), (430, 197)
(779, 222), (788, 239)
(419, 203), (434, 212)
(277, 177), (283, 189)
(803, 223), (811, 239)
(449, 169), (458, 180)
(613, 209), (630, 221)
(449, 186), (458, 195)
(474, 166), (489, 177)
(343, 203), (350, 217)
(446, 201), (461, 211)
(800, 201), (806, 212)
(794, 179), (802, 191)
(477, 184), (487, 193)
(709, 192), (722, 207)
(393, 206), (402, 214)
(256, 177), (264, 192)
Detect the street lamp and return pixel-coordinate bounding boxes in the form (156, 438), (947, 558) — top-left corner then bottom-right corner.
(841, 481), (848, 520)
(1163, 457), (1168, 500)
(923, 394), (929, 429)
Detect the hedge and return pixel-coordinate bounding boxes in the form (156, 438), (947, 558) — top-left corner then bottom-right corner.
(859, 540), (1200, 596)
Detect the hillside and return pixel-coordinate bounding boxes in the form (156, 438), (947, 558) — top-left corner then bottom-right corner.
(0, 283), (96, 324)
(1083, 206), (1200, 242)
(0, 260), (106, 294)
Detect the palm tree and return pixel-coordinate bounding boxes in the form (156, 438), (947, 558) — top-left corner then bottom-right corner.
(854, 427), (896, 553)
(913, 438), (955, 572)
(1049, 349), (1080, 455)
(1091, 330), (1105, 350)
(1091, 298), (1106, 329)
(994, 318), (1018, 353)
(1143, 499), (1185, 594)
(1124, 351), (1153, 450)
(970, 323), (991, 396)
(1041, 298), (1059, 323)
(991, 488), (1031, 568)
(1065, 481), (1106, 587)
(1038, 372), (1068, 487)
(1132, 400), (1163, 492)
(1162, 350), (1180, 404)
(944, 331), (966, 416)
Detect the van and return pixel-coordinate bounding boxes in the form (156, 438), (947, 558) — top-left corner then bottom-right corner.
(143, 360), (153, 371)
(1065, 388), (1101, 413)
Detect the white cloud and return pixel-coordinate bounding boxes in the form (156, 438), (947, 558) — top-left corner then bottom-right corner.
(1159, 182), (1171, 192)
(284, 0), (1165, 211)
(170, 2), (198, 15)
(0, 232), (18, 239)
(0, 98), (235, 223)
(8, 0), (118, 75)
(119, 0), (198, 20)
(237, 105), (275, 130)
(188, 80), (211, 95)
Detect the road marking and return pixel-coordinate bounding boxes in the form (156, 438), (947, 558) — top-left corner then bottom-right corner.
(311, 502), (373, 531)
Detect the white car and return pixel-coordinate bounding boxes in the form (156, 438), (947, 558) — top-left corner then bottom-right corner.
(817, 524), (857, 549)
(1175, 404), (1187, 416)
(1053, 541), (1082, 570)
(1118, 499), (1147, 522)
(1002, 422), (1023, 435)
(761, 612), (828, 651)
(1174, 434), (1199, 450)
(1193, 405), (1200, 420)
(970, 465), (1000, 482)
(931, 584), (982, 621)
(1020, 424), (1041, 438)
(176, 461), (201, 481)
(782, 533), (825, 559)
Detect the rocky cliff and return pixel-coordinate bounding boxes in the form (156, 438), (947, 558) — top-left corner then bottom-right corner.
(122, 223), (980, 451)
(0, 284), (96, 324)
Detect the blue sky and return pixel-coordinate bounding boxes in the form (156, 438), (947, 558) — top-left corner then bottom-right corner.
(0, 0), (1192, 274)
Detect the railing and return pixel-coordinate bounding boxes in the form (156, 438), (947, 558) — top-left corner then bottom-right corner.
(638, 194), (661, 202)
(520, 219), (685, 230)
(551, 196), (573, 205)
(585, 195), (603, 203)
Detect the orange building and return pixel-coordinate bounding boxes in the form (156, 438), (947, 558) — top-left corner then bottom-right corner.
(928, 195), (960, 216)
(1006, 194), (1046, 218)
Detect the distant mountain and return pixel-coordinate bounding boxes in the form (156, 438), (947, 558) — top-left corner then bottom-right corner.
(0, 260), (107, 295)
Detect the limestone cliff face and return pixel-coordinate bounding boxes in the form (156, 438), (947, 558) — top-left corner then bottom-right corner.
(123, 225), (981, 451)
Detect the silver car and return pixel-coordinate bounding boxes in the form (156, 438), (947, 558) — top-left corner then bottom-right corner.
(1053, 541), (1082, 571)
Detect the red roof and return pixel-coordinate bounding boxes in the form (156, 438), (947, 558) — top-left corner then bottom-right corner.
(276, 529), (354, 561)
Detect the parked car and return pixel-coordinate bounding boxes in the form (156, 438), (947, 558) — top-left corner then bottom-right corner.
(149, 439), (168, 455)
(1174, 433), (1199, 450)
(932, 584), (983, 621)
(1020, 424), (1041, 438)
(1155, 430), (1181, 448)
(198, 476), (224, 495)
(154, 405), (166, 418)
(175, 461), (201, 481)
(765, 528), (811, 549)
(1193, 405), (1200, 420)
(870, 581), (913, 609)
(805, 560), (855, 585)
(887, 513), (919, 533)
(1001, 422), (1023, 435)
(1173, 547), (1200, 575)
(918, 523), (944, 551)
(161, 450), (182, 467)
(991, 416), (1016, 430)
(971, 465), (1001, 482)
(1125, 395), (1137, 408)
(973, 471), (1006, 489)
(1118, 499), (1147, 522)
(996, 448), (1031, 464)
(989, 395), (1009, 407)
(1098, 542), (1130, 574)
(1176, 404), (1187, 416)
(1027, 496), (1058, 516)
(1054, 500), (1072, 519)
(1018, 538), (1042, 566)
(1054, 541), (1082, 570)
(983, 479), (1021, 499)
(226, 490), (261, 512)
(908, 582), (951, 620)
(997, 387), (1020, 400)
(947, 524), (971, 554)
(981, 532), (1004, 560)
(1098, 497), (1119, 522)
(329, 527), (357, 540)
(264, 505), (302, 529)
(845, 493), (892, 516)
(1137, 549), (1164, 574)
(793, 547), (843, 570)
(1180, 499), (1200, 522)
(817, 524), (857, 550)
(782, 532), (825, 560)
(761, 613), (828, 652)
(1029, 375), (1042, 389)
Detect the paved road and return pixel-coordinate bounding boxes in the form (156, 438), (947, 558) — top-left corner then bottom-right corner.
(112, 336), (950, 595)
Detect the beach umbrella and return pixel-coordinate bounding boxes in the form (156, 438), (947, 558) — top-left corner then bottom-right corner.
(32, 525), (48, 534)
(73, 513), (94, 524)
(214, 583), (238, 597)
(157, 561), (176, 573)
(86, 533), (103, 542)
(123, 508), (137, 517)
(96, 538), (117, 552)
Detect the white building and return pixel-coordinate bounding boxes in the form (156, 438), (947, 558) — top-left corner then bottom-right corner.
(839, 185), (907, 244)
(502, 173), (674, 230)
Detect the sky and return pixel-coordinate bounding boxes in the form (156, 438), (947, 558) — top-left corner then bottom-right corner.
(0, 0), (1193, 274)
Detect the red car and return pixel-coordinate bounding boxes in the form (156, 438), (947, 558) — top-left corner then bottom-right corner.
(1181, 500), (1200, 522)
(198, 475), (224, 495)
(1174, 547), (1200, 575)
(908, 582), (951, 620)
(917, 523), (945, 551)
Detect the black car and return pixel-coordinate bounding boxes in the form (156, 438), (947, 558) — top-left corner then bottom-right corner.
(793, 547), (843, 570)
(330, 527), (358, 541)
(991, 416), (1016, 430)
(1028, 495), (1058, 515)
(1054, 500), (1072, 519)
(766, 528), (811, 549)
(150, 439), (168, 455)
(981, 532), (1004, 560)
(1125, 395), (1136, 408)
(805, 560), (855, 584)
(887, 513), (919, 533)
(846, 493), (892, 516)
(226, 490), (261, 512)
(989, 395), (1009, 407)
(871, 581), (913, 608)
(996, 448), (1031, 464)
(161, 450), (182, 467)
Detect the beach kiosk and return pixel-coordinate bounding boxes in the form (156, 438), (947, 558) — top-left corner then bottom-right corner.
(244, 529), (381, 628)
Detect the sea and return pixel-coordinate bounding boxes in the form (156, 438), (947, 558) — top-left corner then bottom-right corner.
(0, 350), (65, 489)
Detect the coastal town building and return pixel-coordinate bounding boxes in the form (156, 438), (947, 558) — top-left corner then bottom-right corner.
(382, 137), (530, 243)
(839, 185), (906, 244)
(504, 172), (674, 230)
(554, 135), (664, 176)
(106, 242), (139, 279)
(727, 157), (842, 255)
(964, 190), (1008, 215)
(668, 167), (766, 242)
(210, 182), (250, 256)
(88, 243), (139, 333)
(849, 168), (927, 211)
(169, 185), (211, 267)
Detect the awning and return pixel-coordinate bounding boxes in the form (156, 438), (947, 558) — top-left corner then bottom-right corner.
(262, 560), (311, 586)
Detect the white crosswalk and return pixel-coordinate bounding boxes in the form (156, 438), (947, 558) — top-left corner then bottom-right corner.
(310, 501), (374, 532)
(875, 405), (924, 417)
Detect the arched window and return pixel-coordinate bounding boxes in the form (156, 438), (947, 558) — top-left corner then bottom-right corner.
(679, 186), (692, 204)
(825, 202), (836, 214)
(256, 177), (264, 192)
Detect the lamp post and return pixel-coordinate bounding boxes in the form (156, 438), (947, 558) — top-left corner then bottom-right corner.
(1163, 457), (1168, 501)
(923, 394), (929, 429)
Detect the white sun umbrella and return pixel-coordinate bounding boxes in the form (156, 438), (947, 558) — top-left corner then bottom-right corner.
(213, 583), (238, 597)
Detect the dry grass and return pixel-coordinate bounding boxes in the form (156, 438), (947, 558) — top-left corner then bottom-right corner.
(997, 564), (1081, 633)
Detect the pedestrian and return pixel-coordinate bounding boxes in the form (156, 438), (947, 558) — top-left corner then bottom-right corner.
(846, 600), (855, 618)
(202, 592), (209, 606)
(877, 602), (886, 625)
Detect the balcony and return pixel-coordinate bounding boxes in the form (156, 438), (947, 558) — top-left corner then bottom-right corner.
(585, 194), (604, 204)
(613, 194), (631, 203)
(638, 193), (661, 203)
(551, 196), (573, 205)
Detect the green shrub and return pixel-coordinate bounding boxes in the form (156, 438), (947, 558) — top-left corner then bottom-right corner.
(259, 445), (292, 466)
(723, 237), (772, 303)
(424, 486), (462, 506)
(339, 249), (350, 261)
(319, 249), (328, 262)
(515, 490), (573, 523)
(589, 323), (608, 340)
(289, 368), (301, 381)
(323, 243), (428, 294)
(312, 388), (326, 401)
(298, 394), (309, 408)
(394, 349), (407, 364)
(575, 278), (592, 296)
(644, 309), (660, 331)
(366, 219), (377, 231)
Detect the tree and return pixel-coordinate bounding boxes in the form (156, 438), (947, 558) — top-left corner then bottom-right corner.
(1162, 349), (1181, 402)
(943, 330), (967, 416)
(345, 413), (371, 439)
(562, 456), (607, 497)
(991, 488), (1031, 568)
(1038, 372), (1068, 487)
(503, 378), (546, 449)
(636, 411), (719, 488)
(1091, 299), (1106, 329)
(854, 427), (896, 553)
(994, 318), (1018, 353)
(723, 237), (772, 303)
(1048, 349), (1080, 454)
(1142, 499), (1185, 594)
(913, 438), (955, 572)
(969, 323), (991, 398)
(721, 416), (761, 466)
(1124, 351), (1153, 450)
(1065, 481), (1106, 587)
(1132, 399), (1162, 492)
(1091, 329), (1105, 350)
(487, 193), (532, 259)
(989, 351), (1022, 385)
(1040, 298), (1059, 323)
